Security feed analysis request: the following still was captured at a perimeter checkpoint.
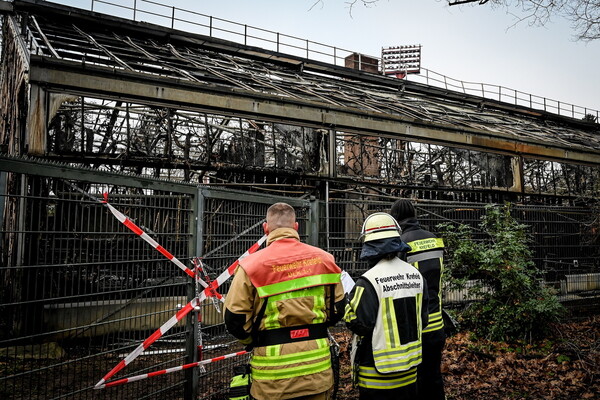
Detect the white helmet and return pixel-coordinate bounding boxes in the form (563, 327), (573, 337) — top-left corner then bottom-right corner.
(361, 212), (401, 242)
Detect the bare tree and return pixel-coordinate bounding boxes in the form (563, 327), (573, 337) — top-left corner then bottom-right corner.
(311, 0), (599, 40)
(448, 0), (600, 41)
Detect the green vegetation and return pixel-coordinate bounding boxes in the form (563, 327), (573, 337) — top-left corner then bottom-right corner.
(438, 203), (564, 342)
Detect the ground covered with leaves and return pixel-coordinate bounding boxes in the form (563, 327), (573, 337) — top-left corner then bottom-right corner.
(334, 315), (599, 399)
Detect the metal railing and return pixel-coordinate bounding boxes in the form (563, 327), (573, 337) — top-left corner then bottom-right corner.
(404, 69), (600, 122)
(47, 0), (600, 122)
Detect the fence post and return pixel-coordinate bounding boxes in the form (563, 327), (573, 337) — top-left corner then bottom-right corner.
(171, 6), (175, 29)
(309, 196), (319, 247)
(133, 0), (137, 21)
(306, 39), (309, 59)
(184, 188), (204, 400)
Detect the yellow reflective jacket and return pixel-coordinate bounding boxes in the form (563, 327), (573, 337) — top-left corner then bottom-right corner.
(224, 228), (345, 400)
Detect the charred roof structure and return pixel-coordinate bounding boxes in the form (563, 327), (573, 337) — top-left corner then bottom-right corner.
(1, 0), (599, 204)
(1, 2), (599, 399)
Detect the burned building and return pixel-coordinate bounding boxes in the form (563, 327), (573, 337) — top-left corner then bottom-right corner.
(1, 1), (599, 399)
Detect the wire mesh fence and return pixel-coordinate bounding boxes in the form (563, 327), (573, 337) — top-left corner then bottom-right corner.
(0, 165), (197, 399)
(0, 157), (598, 399)
(324, 198), (600, 306)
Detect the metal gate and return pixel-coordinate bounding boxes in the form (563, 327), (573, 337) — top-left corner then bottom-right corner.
(0, 155), (314, 400)
(193, 188), (314, 400)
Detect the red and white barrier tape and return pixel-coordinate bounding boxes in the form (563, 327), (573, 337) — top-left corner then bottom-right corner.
(94, 235), (267, 389)
(102, 199), (201, 281)
(96, 350), (248, 389)
(210, 236), (267, 291)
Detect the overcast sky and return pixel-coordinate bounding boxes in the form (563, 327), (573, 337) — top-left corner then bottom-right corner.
(56, 0), (600, 113)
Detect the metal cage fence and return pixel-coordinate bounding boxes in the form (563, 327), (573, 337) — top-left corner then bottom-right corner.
(0, 160), (198, 400)
(323, 198), (600, 304)
(1, 154), (598, 400)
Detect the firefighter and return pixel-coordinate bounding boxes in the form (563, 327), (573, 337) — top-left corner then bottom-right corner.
(391, 199), (446, 400)
(344, 212), (428, 400)
(224, 202), (346, 400)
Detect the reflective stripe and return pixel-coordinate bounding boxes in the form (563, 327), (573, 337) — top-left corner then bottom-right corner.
(423, 311), (444, 333)
(373, 342), (422, 373)
(266, 344), (279, 357)
(424, 319), (444, 333)
(251, 345), (331, 380)
(416, 292), (423, 338)
(252, 358), (331, 380)
(313, 287), (326, 324)
(265, 299), (280, 330)
(358, 366), (417, 389)
(344, 285), (364, 323)
(407, 238), (444, 253)
(407, 250), (444, 263)
(252, 343), (330, 367)
(256, 273), (341, 298)
(382, 297), (400, 349)
(373, 353), (422, 372)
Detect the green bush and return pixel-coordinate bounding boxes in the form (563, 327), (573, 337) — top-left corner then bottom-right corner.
(438, 203), (564, 342)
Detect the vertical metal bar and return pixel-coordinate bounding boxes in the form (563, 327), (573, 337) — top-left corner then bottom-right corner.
(197, 188), (205, 257)
(91, 0), (94, 12)
(306, 39), (309, 59)
(133, 0), (137, 21)
(0, 172), (6, 244)
(172, 6), (175, 29)
(185, 189), (201, 400)
(209, 16), (213, 37)
(125, 102), (131, 152)
(551, 161), (556, 196)
(80, 97), (85, 154)
(333, 47), (336, 66)
(277, 32), (280, 53)
(325, 181), (330, 251)
(244, 25), (247, 46)
(558, 101), (560, 115)
(328, 129), (336, 178)
(468, 150), (473, 190)
(309, 197), (318, 247)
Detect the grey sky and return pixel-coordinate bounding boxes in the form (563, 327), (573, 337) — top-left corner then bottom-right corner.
(56, 0), (600, 113)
